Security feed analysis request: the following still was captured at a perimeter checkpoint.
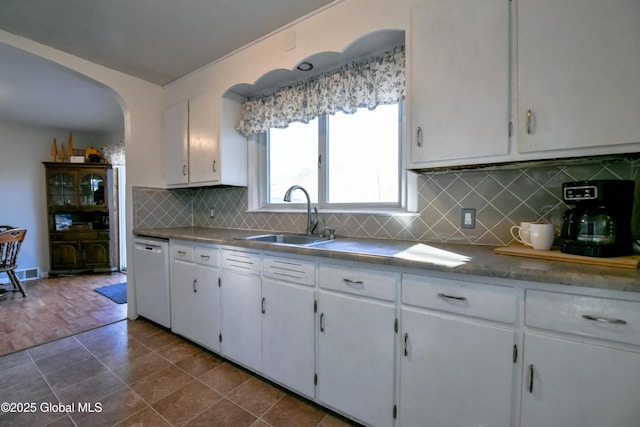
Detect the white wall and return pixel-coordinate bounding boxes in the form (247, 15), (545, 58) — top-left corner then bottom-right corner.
(0, 119), (103, 277)
(164, 0), (414, 102)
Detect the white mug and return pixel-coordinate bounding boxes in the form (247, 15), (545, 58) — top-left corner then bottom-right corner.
(511, 222), (533, 246)
(527, 223), (556, 250)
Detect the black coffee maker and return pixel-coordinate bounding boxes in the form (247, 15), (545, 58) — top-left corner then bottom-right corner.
(560, 180), (635, 257)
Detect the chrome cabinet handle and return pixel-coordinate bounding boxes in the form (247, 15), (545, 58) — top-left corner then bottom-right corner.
(343, 278), (364, 285)
(582, 314), (627, 325)
(193, 279), (198, 293)
(200, 254), (210, 260)
(416, 126), (423, 147)
(183, 164), (187, 176)
(437, 293), (467, 302)
(527, 109), (534, 134)
(261, 297), (265, 314)
(528, 364), (534, 393)
(320, 313), (325, 332)
(212, 160), (216, 173)
(404, 333), (409, 357)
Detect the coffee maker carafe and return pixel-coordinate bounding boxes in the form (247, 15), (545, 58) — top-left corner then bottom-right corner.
(560, 180), (634, 257)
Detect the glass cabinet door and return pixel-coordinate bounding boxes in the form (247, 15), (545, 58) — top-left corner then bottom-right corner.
(48, 172), (77, 207)
(80, 172), (105, 206)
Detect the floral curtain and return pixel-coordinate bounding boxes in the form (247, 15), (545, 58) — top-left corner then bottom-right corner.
(236, 45), (405, 136)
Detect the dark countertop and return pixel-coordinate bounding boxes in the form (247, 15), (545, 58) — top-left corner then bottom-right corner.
(133, 226), (640, 293)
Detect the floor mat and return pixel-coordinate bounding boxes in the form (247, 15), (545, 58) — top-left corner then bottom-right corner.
(94, 282), (127, 304)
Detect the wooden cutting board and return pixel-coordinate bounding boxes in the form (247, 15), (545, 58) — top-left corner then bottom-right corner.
(494, 244), (640, 269)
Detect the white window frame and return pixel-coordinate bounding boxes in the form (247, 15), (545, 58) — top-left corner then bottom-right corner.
(247, 101), (418, 215)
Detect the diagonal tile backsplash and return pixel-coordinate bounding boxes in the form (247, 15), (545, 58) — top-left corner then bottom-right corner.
(134, 157), (639, 246)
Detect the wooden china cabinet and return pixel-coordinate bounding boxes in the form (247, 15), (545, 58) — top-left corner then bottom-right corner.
(44, 162), (117, 275)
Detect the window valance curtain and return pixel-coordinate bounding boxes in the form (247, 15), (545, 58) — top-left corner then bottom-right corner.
(236, 45), (405, 136)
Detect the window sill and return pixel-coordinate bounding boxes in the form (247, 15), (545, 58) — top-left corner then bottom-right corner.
(246, 207), (420, 217)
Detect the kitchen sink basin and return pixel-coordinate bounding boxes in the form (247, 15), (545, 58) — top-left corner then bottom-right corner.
(237, 233), (331, 246)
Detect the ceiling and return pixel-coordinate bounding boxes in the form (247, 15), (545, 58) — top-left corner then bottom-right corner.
(0, 0), (335, 133)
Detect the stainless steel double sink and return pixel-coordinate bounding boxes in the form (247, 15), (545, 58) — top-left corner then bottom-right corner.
(237, 233), (331, 246)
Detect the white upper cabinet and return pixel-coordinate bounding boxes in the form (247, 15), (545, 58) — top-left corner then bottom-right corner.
(164, 90), (247, 187)
(188, 90), (219, 185)
(517, 0), (640, 155)
(409, 0), (640, 170)
(164, 100), (189, 186)
(409, 0), (509, 168)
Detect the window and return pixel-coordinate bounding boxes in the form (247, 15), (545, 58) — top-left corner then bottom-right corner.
(265, 103), (402, 209)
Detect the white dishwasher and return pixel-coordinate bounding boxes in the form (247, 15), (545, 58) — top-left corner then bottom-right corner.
(133, 237), (170, 328)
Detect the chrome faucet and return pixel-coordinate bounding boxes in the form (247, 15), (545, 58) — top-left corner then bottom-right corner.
(283, 185), (318, 235)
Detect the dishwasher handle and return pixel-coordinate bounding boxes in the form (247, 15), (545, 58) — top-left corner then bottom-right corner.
(134, 242), (163, 254)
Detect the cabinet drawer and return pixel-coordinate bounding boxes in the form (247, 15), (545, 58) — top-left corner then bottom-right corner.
(171, 243), (194, 262)
(526, 290), (640, 346)
(402, 274), (516, 324)
(194, 246), (219, 267)
(319, 263), (397, 301)
(221, 249), (260, 275)
(51, 231), (100, 241)
(263, 255), (315, 286)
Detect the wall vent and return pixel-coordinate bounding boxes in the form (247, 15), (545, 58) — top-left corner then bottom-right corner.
(0, 268), (40, 284)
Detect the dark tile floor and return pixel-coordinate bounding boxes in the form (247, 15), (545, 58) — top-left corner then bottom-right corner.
(0, 318), (357, 427)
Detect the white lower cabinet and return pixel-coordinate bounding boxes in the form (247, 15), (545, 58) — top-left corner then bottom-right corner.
(220, 249), (262, 371)
(521, 289), (640, 427)
(399, 309), (515, 427)
(262, 278), (315, 397)
(170, 242), (220, 351)
(521, 333), (640, 427)
(399, 274), (517, 427)
(317, 263), (398, 426)
(262, 255), (316, 398)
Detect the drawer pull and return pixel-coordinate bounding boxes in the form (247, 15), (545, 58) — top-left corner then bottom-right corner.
(177, 250), (187, 255)
(437, 293), (467, 302)
(582, 314), (627, 325)
(343, 278), (364, 286)
(200, 254), (210, 260)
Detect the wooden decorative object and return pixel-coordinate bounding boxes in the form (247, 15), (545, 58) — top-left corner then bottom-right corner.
(51, 138), (58, 162)
(67, 132), (73, 159)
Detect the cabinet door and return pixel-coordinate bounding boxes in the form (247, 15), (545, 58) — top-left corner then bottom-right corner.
(47, 170), (78, 208)
(318, 291), (395, 426)
(81, 241), (110, 269)
(220, 270), (262, 371)
(78, 171), (106, 207)
(172, 260), (220, 351)
(518, 0), (640, 153)
(262, 278), (315, 398)
(410, 0), (509, 166)
(51, 241), (80, 270)
(189, 90), (219, 185)
(521, 333), (640, 427)
(164, 100), (189, 185)
(399, 308), (514, 427)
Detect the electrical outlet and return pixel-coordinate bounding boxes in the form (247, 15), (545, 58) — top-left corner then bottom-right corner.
(461, 208), (476, 229)
(209, 208), (215, 218)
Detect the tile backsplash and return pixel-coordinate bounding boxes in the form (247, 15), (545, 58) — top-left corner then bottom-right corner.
(134, 157), (639, 246)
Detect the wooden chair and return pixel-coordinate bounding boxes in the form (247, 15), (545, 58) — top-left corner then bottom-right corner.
(0, 226), (28, 297)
